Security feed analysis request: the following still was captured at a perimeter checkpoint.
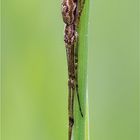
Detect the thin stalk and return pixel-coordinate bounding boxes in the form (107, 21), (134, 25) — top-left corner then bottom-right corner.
(73, 0), (90, 140)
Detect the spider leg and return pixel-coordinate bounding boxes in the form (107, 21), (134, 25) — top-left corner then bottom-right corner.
(75, 54), (83, 118)
(76, 83), (83, 117)
(68, 80), (74, 140)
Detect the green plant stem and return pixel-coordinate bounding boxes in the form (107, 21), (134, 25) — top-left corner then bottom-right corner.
(73, 0), (90, 140)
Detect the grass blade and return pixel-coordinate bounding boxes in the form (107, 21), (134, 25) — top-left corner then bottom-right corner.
(73, 0), (90, 139)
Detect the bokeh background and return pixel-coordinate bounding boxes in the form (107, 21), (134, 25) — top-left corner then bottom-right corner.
(1, 0), (139, 140)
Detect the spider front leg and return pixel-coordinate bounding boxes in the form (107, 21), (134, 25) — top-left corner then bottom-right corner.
(68, 76), (75, 140)
(75, 57), (84, 118)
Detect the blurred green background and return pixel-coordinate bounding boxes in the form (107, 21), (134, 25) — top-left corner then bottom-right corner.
(1, 0), (139, 140)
